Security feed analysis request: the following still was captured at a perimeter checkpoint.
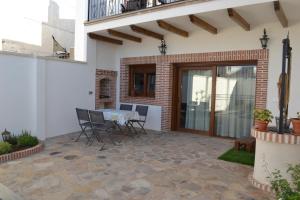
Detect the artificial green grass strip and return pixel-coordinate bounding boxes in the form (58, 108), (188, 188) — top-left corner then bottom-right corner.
(218, 148), (255, 166)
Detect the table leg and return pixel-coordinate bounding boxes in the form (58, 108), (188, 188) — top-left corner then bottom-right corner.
(114, 121), (124, 133)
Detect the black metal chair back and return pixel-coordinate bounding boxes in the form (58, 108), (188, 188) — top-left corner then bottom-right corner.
(135, 105), (148, 121)
(75, 108), (91, 142)
(120, 104), (133, 111)
(76, 108), (90, 123)
(89, 110), (106, 125)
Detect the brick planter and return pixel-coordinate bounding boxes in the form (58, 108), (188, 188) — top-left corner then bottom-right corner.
(0, 143), (43, 164)
(250, 129), (300, 193)
(248, 172), (272, 193)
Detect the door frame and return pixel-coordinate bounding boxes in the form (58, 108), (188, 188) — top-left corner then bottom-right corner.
(171, 61), (257, 137)
(172, 65), (217, 136)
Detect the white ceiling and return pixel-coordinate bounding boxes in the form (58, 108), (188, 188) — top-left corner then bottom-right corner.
(94, 0), (300, 39)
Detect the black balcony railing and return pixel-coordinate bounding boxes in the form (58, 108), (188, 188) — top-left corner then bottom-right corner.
(88, 0), (182, 21)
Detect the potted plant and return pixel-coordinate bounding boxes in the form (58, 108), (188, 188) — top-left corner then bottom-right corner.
(292, 112), (300, 135)
(254, 109), (273, 132)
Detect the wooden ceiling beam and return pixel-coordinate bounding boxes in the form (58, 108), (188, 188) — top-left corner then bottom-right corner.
(130, 25), (164, 40)
(227, 8), (250, 31)
(274, 1), (288, 28)
(157, 20), (189, 37)
(189, 15), (218, 34)
(88, 33), (123, 45)
(107, 29), (142, 43)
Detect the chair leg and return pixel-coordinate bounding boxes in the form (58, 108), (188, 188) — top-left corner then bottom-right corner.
(88, 129), (103, 146)
(99, 143), (106, 151)
(128, 122), (138, 135)
(74, 130), (84, 142)
(125, 123), (135, 137)
(95, 132), (104, 143)
(137, 121), (147, 134)
(75, 127), (90, 142)
(115, 122), (124, 134)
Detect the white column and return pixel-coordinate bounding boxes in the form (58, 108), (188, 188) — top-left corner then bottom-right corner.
(74, 0), (89, 61)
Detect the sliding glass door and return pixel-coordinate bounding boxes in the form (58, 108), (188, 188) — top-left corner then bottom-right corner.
(178, 68), (213, 134)
(175, 64), (256, 138)
(215, 66), (256, 138)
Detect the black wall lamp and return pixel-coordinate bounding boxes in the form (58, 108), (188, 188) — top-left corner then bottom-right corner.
(158, 39), (167, 55)
(260, 28), (269, 49)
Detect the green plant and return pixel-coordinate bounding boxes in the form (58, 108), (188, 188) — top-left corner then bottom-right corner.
(268, 164), (300, 200)
(17, 130), (38, 148)
(0, 142), (12, 155)
(218, 148), (255, 166)
(5, 134), (18, 146)
(254, 108), (273, 122)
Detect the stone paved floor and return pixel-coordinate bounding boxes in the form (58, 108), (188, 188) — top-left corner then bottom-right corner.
(0, 131), (271, 200)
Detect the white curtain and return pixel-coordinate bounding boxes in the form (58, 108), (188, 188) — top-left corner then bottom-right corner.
(185, 70), (212, 131)
(215, 66), (256, 138)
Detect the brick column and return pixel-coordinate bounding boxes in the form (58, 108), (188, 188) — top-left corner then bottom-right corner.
(156, 62), (173, 130)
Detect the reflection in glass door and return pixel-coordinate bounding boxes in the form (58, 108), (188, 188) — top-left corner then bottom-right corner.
(215, 66), (256, 138)
(179, 69), (212, 133)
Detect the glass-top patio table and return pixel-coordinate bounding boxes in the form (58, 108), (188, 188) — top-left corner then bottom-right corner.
(96, 108), (140, 134)
(96, 108), (140, 125)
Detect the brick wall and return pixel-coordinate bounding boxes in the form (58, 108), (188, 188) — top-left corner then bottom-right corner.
(120, 49), (269, 131)
(95, 69), (117, 109)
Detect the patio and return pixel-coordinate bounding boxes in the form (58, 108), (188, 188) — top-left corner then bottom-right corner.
(0, 131), (271, 200)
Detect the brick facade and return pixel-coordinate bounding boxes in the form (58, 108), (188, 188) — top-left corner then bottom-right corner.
(95, 69), (117, 109)
(120, 49), (269, 131)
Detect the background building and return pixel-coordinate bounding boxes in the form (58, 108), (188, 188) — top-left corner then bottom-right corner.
(0, 0), (75, 57)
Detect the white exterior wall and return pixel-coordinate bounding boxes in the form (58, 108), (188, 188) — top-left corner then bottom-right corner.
(0, 52), (94, 140)
(45, 59), (94, 138)
(0, 54), (37, 137)
(254, 139), (300, 185)
(95, 22), (300, 127)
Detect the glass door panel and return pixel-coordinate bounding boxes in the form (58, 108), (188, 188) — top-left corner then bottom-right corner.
(215, 66), (256, 138)
(179, 69), (212, 133)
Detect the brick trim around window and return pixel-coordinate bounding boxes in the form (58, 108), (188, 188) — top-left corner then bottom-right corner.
(120, 49), (269, 131)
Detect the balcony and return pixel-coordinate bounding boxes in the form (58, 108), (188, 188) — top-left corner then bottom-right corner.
(87, 0), (185, 21)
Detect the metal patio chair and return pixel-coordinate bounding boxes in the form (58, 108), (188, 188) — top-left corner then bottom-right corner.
(89, 110), (118, 149)
(128, 105), (148, 134)
(120, 104), (135, 133)
(75, 108), (91, 142)
(120, 104), (133, 111)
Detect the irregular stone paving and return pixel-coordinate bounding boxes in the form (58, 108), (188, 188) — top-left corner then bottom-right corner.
(0, 131), (271, 200)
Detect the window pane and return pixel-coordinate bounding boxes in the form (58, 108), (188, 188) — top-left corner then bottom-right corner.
(129, 65), (156, 97)
(134, 73), (144, 95)
(215, 65), (256, 138)
(147, 73), (155, 97)
(180, 70), (212, 131)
